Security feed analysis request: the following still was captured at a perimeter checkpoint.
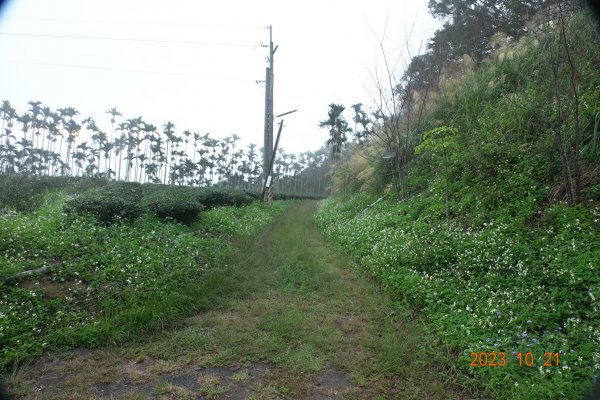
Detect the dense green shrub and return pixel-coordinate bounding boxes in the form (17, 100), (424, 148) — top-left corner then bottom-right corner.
(272, 192), (326, 201)
(0, 175), (72, 211)
(66, 177), (110, 194)
(145, 187), (203, 224)
(195, 189), (253, 209)
(64, 182), (143, 223)
(243, 191), (326, 201)
(230, 191), (254, 207)
(244, 191), (263, 201)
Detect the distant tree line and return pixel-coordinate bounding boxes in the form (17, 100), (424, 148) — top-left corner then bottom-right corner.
(0, 101), (330, 195)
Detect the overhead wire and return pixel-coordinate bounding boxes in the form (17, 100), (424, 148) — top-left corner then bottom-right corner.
(0, 16), (267, 30)
(0, 59), (257, 81)
(0, 32), (262, 47)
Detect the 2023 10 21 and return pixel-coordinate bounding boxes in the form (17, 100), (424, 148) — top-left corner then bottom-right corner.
(469, 351), (560, 367)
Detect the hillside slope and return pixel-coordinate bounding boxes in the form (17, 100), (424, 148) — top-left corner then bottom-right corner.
(316, 10), (600, 400)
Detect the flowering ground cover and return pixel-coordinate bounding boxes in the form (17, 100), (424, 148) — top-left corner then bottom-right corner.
(6, 201), (483, 400)
(0, 190), (288, 373)
(315, 194), (600, 399)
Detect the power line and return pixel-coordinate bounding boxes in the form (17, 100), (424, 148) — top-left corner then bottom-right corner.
(0, 32), (260, 47)
(0, 59), (256, 81)
(1, 16), (265, 30)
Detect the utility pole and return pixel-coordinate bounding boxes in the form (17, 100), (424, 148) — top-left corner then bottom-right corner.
(263, 26), (278, 201)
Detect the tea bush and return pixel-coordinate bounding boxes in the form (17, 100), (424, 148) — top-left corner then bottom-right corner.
(64, 182), (143, 223)
(0, 175), (73, 212)
(195, 188), (253, 209)
(145, 186), (203, 224)
(272, 193), (326, 201)
(195, 200), (289, 236)
(61, 182), (310, 226)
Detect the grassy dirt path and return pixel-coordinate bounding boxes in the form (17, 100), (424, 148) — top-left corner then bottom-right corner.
(8, 201), (475, 399)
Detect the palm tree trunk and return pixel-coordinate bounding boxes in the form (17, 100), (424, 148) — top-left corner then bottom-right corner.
(163, 141), (169, 184)
(118, 152), (123, 181)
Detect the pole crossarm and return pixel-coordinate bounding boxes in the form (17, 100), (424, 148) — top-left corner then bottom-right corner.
(276, 109), (297, 118)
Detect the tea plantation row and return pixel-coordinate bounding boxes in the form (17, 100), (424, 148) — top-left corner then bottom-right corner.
(0, 175), (321, 224)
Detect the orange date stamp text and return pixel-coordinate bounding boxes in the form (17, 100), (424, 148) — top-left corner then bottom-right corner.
(469, 351), (559, 367)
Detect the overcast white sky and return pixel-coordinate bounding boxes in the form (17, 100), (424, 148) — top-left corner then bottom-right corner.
(0, 0), (439, 154)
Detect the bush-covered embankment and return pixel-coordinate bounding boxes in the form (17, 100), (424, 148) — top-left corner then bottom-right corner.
(316, 195), (599, 398)
(315, 12), (600, 400)
(0, 178), (290, 373)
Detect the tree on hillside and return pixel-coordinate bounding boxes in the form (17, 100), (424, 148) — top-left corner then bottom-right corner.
(415, 126), (459, 220)
(319, 103), (351, 165)
(542, 0), (593, 204)
(427, 0), (547, 64)
(351, 103), (372, 144)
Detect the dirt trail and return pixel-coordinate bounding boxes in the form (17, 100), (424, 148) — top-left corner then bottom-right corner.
(8, 202), (474, 399)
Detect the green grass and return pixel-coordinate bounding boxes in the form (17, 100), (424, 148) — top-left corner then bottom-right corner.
(132, 202), (478, 398)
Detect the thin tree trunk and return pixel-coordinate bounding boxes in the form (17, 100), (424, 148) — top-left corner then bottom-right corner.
(164, 141), (169, 184)
(547, 9), (575, 205)
(444, 151), (449, 220)
(558, 0), (581, 201)
(0, 114), (4, 174)
(553, 87), (575, 203)
(118, 151), (123, 181)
